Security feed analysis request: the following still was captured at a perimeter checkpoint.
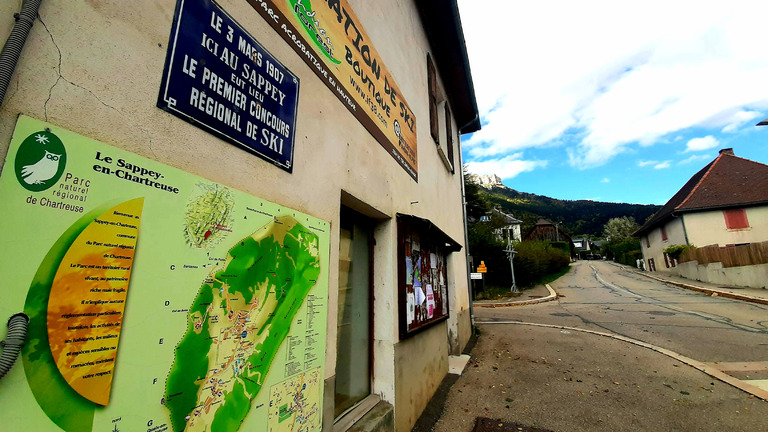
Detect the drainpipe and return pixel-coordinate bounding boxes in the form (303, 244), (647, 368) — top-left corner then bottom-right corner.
(0, 0), (42, 106)
(672, 212), (690, 245)
(459, 153), (474, 328)
(0, 313), (29, 380)
(0, 0), (40, 381)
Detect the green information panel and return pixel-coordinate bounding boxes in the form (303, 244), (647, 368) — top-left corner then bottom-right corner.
(0, 116), (329, 432)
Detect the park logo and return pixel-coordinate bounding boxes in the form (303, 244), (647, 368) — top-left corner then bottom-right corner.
(14, 130), (67, 192)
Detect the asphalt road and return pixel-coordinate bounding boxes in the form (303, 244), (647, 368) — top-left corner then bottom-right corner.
(433, 261), (768, 432)
(479, 261), (768, 365)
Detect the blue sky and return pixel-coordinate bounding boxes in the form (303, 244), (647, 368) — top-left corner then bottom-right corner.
(457, 0), (768, 205)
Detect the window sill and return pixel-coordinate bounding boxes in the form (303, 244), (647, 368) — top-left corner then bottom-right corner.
(726, 227), (751, 232)
(334, 394), (381, 432)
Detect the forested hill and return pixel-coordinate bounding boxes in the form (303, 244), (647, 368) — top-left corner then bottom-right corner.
(480, 184), (661, 237)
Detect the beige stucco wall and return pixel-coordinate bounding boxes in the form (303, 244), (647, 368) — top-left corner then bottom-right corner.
(674, 261), (768, 289)
(394, 322), (448, 432)
(640, 217), (686, 271)
(683, 207), (768, 247)
(0, 1), (471, 430)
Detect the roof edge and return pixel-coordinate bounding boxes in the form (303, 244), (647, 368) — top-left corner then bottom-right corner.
(675, 153), (723, 210)
(416, 0), (481, 134)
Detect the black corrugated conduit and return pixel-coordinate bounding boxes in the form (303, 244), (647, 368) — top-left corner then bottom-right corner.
(0, 313), (29, 379)
(0, 0), (42, 106)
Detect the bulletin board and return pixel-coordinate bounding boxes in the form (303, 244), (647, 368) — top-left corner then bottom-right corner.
(397, 214), (461, 338)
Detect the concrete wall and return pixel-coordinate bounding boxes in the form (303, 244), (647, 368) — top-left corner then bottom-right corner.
(674, 261), (768, 289)
(0, 1), (471, 430)
(640, 217), (686, 271)
(683, 207), (768, 247)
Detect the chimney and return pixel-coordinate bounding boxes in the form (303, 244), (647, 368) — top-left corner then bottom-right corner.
(719, 148), (734, 155)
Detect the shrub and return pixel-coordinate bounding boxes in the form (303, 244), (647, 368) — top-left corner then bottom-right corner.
(513, 241), (570, 287)
(468, 222), (510, 288)
(664, 244), (695, 261)
(604, 238), (642, 266)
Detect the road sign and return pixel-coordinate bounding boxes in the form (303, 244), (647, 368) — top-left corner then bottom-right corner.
(477, 261), (488, 273)
(470, 273), (482, 280)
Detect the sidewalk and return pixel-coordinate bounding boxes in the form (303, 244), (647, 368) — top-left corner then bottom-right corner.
(423, 322), (768, 432)
(624, 265), (768, 305)
(472, 284), (557, 308)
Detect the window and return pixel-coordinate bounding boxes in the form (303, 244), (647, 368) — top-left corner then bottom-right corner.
(646, 236), (650, 248)
(427, 53), (455, 174)
(661, 226), (668, 241)
(335, 208), (373, 417)
(444, 103), (454, 172)
(427, 54), (439, 143)
(724, 208), (749, 229)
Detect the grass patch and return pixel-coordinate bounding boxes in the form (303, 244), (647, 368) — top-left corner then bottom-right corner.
(474, 284), (519, 300)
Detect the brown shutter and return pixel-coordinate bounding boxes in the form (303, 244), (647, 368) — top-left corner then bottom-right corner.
(444, 103), (454, 172)
(427, 54), (439, 142)
(723, 209), (749, 229)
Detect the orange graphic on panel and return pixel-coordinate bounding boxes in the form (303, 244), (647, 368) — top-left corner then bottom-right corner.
(46, 198), (143, 406)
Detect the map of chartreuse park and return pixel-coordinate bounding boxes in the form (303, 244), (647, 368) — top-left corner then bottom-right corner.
(166, 215), (322, 432)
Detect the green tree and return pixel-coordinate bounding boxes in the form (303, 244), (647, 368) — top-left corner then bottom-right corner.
(603, 216), (640, 241)
(463, 168), (490, 221)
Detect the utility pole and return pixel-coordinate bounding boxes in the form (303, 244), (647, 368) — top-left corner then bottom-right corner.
(505, 236), (518, 293)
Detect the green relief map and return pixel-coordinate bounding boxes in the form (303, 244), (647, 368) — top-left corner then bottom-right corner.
(166, 216), (321, 431)
(0, 116), (329, 432)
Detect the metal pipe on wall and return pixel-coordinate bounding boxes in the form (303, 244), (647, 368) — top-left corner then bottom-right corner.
(0, 313), (29, 380)
(0, 0), (42, 106)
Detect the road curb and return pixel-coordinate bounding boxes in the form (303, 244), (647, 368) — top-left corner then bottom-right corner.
(477, 320), (768, 401)
(473, 284), (558, 308)
(637, 271), (768, 306)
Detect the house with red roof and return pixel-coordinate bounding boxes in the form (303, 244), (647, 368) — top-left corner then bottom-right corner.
(634, 148), (768, 272)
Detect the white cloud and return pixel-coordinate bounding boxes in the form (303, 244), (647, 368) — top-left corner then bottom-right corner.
(685, 136), (719, 152)
(678, 154), (712, 165)
(601, 178), (610, 183)
(458, 0), (768, 168)
(465, 155), (548, 179)
(637, 160), (658, 167)
(654, 161), (672, 169)
(720, 110), (763, 132)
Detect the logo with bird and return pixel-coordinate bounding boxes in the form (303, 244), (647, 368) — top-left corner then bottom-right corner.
(14, 130), (67, 192)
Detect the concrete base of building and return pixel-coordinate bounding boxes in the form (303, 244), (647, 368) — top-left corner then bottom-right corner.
(347, 401), (394, 432)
